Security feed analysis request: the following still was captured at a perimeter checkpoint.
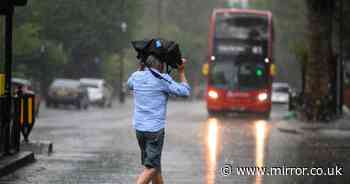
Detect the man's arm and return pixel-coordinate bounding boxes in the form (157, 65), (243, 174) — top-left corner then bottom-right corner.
(163, 58), (191, 97)
(178, 63), (188, 84)
(127, 73), (135, 90)
(165, 79), (191, 97)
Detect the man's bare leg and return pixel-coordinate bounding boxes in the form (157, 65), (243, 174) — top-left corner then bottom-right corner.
(137, 167), (157, 184)
(151, 172), (164, 184)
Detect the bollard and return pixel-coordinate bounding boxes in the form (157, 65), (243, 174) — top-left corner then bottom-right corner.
(0, 74), (4, 96)
(288, 91), (293, 111)
(14, 94), (36, 143)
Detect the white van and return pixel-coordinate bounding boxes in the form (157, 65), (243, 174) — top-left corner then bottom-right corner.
(80, 78), (113, 107)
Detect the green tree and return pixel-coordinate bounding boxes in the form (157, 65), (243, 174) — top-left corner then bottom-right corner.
(20, 0), (143, 78)
(2, 1), (145, 95)
(302, 0), (336, 121)
(13, 23), (41, 56)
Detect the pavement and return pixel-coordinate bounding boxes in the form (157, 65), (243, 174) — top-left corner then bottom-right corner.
(21, 140), (53, 155)
(276, 110), (350, 136)
(0, 100), (349, 183)
(268, 109), (350, 184)
(0, 152), (35, 177)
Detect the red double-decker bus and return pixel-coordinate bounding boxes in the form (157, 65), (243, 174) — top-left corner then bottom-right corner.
(205, 9), (274, 118)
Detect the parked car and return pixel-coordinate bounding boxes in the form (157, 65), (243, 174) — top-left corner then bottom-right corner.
(80, 78), (113, 108)
(12, 78), (41, 117)
(47, 79), (89, 110)
(272, 82), (290, 104)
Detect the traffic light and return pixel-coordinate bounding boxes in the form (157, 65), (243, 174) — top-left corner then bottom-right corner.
(0, 0), (28, 14)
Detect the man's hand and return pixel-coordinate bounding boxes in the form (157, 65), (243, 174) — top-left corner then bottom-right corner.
(178, 58), (187, 83)
(138, 62), (145, 71)
(178, 58), (187, 73)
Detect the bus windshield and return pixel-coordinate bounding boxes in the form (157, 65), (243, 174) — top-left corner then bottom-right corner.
(210, 60), (268, 91)
(215, 13), (268, 40)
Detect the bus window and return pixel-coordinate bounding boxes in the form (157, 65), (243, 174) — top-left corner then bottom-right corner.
(210, 60), (268, 91)
(215, 14), (268, 40)
(210, 61), (237, 89)
(237, 62), (268, 91)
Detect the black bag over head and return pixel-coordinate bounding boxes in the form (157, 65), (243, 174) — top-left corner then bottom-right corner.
(131, 38), (183, 70)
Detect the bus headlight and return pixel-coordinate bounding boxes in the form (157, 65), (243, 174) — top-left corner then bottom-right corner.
(258, 93), (268, 101)
(208, 90), (219, 100)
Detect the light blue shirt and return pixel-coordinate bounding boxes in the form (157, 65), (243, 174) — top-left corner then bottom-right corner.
(127, 68), (191, 132)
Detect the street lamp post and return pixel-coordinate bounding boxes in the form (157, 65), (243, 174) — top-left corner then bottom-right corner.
(119, 22), (127, 104)
(3, 7), (14, 155)
(339, 0), (344, 115)
(337, 0), (344, 115)
(40, 45), (48, 99)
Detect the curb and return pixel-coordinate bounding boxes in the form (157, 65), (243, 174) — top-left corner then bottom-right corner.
(276, 123), (326, 136)
(0, 151), (35, 177)
(277, 127), (302, 135)
(276, 116), (305, 135)
(276, 120), (330, 135)
(21, 140), (53, 155)
(276, 115), (350, 135)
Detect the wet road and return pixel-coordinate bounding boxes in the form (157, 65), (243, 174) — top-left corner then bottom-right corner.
(0, 99), (349, 183)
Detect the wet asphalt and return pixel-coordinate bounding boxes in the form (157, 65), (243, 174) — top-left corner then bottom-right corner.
(0, 99), (349, 184)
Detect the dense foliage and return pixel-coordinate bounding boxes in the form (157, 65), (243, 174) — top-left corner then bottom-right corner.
(1, 0), (143, 94)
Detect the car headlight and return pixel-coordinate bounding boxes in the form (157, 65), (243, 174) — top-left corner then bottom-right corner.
(208, 90), (219, 100)
(258, 93), (268, 101)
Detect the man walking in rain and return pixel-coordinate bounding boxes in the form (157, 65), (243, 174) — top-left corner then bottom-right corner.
(127, 54), (190, 184)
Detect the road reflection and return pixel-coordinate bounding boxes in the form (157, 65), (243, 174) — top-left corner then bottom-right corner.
(255, 120), (267, 167)
(255, 120), (268, 184)
(205, 118), (221, 184)
(203, 116), (271, 184)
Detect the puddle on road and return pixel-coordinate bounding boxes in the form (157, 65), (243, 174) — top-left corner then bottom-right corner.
(203, 117), (272, 184)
